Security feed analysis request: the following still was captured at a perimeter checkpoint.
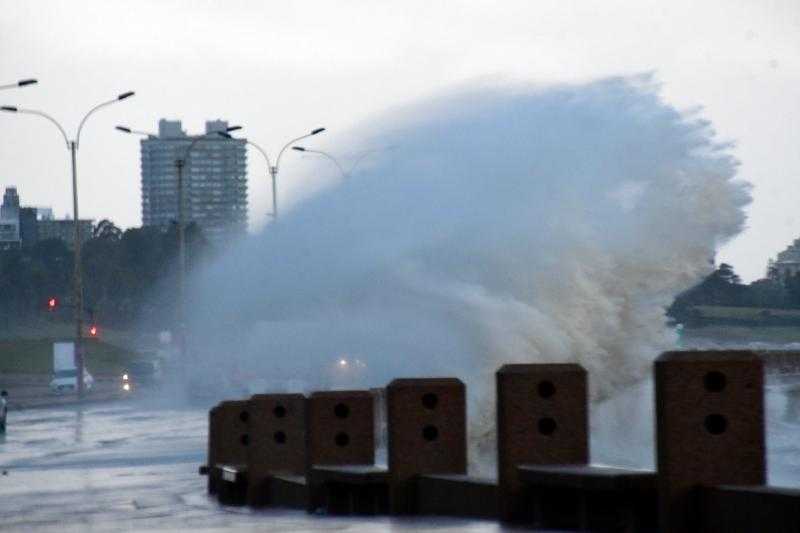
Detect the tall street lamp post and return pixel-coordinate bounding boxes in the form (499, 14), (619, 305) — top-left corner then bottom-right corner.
(116, 124), (241, 367)
(1, 91), (135, 398)
(245, 127), (325, 221)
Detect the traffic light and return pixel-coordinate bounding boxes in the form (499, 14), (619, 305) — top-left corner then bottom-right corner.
(47, 297), (58, 311)
(88, 325), (99, 338)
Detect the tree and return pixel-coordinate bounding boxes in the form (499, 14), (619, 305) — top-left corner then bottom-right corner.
(0, 219), (213, 329)
(668, 263), (749, 322)
(746, 278), (786, 308)
(92, 219), (122, 242)
(715, 263), (741, 285)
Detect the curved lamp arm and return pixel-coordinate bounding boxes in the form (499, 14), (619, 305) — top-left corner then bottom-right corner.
(1, 106), (70, 150)
(76, 91), (134, 149)
(293, 147), (347, 179)
(275, 127), (325, 173)
(246, 140), (272, 170)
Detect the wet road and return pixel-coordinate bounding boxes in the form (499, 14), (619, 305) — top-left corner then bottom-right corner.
(0, 400), (519, 532)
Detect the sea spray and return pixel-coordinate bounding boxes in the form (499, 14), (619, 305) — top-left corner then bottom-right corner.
(187, 75), (751, 472)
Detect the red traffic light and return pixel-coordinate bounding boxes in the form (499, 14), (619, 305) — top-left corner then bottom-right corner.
(88, 325), (98, 337)
(47, 297), (57, 311)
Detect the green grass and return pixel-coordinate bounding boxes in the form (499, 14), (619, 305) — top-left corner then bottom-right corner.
(0, 319), (152, 374)
(0, 337), (146, 375)
(694, 305), (800, 320)
(681, 325), (800, 344)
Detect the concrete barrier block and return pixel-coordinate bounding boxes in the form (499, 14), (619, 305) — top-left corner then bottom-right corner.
(656, 350), (765, 533)
(208, 400), (250, 495)
(387, 377), (466, 514)
(701, 485), (800, 532)
(496, 363), (588, 521)
(246, 393), (307, 506)
(309, 390), (374, 466)
(205, 405), (218, 494)
(308, 465), (390, 515)
(307, 390), (376, 512)
(516, 464), (658, 530)
(416, 474), (498, 519)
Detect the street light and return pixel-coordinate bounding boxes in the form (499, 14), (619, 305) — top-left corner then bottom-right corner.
(292, 146), (347, 179)
(114, 125), (154, 137)
(244, 127), (325, 221)
(116, 124), (240, 366)
(1, 90), (135, 398)
(292, 146), (395, 179)
(0, 78), (37, 90)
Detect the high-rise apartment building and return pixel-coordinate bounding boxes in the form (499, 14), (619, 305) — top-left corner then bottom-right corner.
(140, 119), (248, 244)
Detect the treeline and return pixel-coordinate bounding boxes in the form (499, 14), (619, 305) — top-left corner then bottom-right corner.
(668, 263), (800, 325)
(0, 220), (208, 330)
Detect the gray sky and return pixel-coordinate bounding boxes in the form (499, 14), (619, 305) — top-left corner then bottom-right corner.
(1, 0), (798, 281)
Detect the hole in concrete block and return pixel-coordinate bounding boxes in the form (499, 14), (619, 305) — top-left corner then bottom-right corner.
(422, 425), (439, 441)
(704, 371), (727, 393)
(274, 431), (287, 444)
(240, 434), (249, 446)
(334, 403), (350, 419)
(537, 417), (557, 436)
(537, 380), (556, 399)
(273, 405), (287, 418)
(335, 432), (350, 447)
(239, 411), (249, 422)
(704, 414), (728, 435)
(422, 393), (438, 410)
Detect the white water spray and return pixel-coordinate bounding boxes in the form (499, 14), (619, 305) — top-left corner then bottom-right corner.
(187, 75), (751, 470)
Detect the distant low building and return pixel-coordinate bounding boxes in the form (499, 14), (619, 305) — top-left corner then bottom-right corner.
(0, 186), (92, 251)
(37, 218), (93, 249)
(768, 238), (800, 281)
(18, 207), (38, 249)
(0, 220), (19, 250)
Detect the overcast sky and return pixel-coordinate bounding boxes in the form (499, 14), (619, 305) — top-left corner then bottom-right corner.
(1, 0), (798, 281)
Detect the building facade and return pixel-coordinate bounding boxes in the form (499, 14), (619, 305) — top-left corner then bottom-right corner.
(768, 238), (800, 281)
(0, 187), (20, 250)
(37, 218), (93, 249)
(140, 119), (247, 244)
(18, 207), (38, 249)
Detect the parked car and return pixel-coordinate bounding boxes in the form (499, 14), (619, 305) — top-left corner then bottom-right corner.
(50, 368), (94, 393)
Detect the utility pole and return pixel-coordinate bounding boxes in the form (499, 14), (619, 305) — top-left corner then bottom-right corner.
(270, 165), (279, 220)
(245, 127), (326, 222)
(118, 123), (243, 369)
(175, 158), (186, 366)
(2, 90), (135, 399)
(70, 140), (86, 397)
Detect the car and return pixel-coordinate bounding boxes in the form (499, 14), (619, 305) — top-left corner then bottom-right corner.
(50, 368), (94, 393)
(121, 360), (161, 392)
